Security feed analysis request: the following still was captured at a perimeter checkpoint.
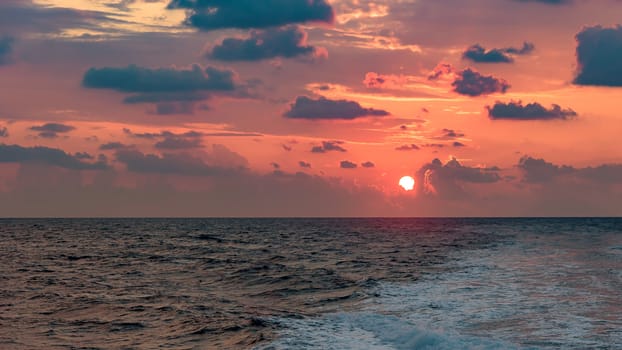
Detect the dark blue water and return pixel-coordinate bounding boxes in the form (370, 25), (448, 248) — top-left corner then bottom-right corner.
(1, 218), (620, 349)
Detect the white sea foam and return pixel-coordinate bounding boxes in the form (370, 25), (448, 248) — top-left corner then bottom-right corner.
(260, 227), (622, 349)
(259, 312), (519, 350)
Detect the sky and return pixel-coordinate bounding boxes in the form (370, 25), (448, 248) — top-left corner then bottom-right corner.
(0, 0), (621, 217)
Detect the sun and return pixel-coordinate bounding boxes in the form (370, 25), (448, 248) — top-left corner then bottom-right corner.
(399, 176), (415, 191)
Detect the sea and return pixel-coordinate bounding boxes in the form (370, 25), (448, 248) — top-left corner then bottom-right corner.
(0, 218), (620, 349)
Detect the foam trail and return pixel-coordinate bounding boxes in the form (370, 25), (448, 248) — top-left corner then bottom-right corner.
(257, 312), (521, 350)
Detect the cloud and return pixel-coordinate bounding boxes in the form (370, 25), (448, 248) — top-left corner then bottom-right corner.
(120, 129), (205, 150)
(422, 143), (445, 148)
(123, 128), (202, 139)
(74, 152), (94, 160)
(114, 149), (241, 177)
(417, 158), (501, 198)
(0, 127), (8, 138)
(0, 164), (393, 217)
(83, 64), (236, 94)
(82, 65), (253, 114)
(363, 72), (409, 89)
(99, 142), (132, 151)
(574, 25), (622, 87)
(487, 101), (577, 120)
(434, 129), (465, 140)
(462, 42), (534, 63)
(30, 123), (75, 133)
(311, 140), (347, 153)
(428, 63), (454, 81)
(340, 160), (357, 169)
(167, 0), (335, 30)
(30, 123), (76, 138)
(361, 161), (375, 168)
(0, 143), (108, 170)
(453, 142), (466, 147)
(208, 26), (324, 61)
(299, 161), (311, 168)
(0, 35), (15, 65)
(428, 64), (510, 96)
(518, 156), (574, 182)
(395, 144), (420, 151)
(154, 136), (203, 150)
(518, 156), (622, 184)
(452, 68), (510, 96)
(284, 96), (389, 120)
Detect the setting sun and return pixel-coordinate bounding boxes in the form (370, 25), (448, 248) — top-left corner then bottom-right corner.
(399, 176), (415, 191)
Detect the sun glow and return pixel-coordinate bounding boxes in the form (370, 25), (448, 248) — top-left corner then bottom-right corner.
(399, 176), (415, 191)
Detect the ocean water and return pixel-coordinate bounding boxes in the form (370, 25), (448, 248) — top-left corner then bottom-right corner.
(0, 218), (620, 349)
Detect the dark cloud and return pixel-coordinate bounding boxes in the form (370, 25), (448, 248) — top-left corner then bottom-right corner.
(30, 123), (76, 138)
(443, 129), (464, 138)
(417, 158), (501, 198)
(0, 143), (108, 170)
(154, 136), (203, 150)
(121, 129), (205, 150)
(453, 142), (466, 147)
(518, 156), (622, 184)
(0, 127), (8, 138)
(422, 143), (445, 148)
(167, 0), (335, 30)
(115, 149), (240, 177)
(30, 123), (75, 133)
(462, 42), (534, 63)
(311, 141), (347, 153)
(464, 45), (513, 63)
(487, 101), (577, 120)
(100, 142), (132, 151)
(574, 25), (622, 87)
(361, 161), (375, 168)
(74, 152), (94, 160)
(299, 161), (311, 168)
(429, 64), (510, 96)
(284, 96), (389, 120)
(83, 64), (235, 94)
(434, 129), (465, 140)
(83, 65), (247, 114)
(452, 68), (510, 96)
(518, 156), (574, 182)
(395, 144), (420, 151)
(0, 35), (15, 65)
(0, 163), (393, 217)
(123, 129), (203, 140)
(209, 26), (323, 61)
(577, 164), (622, 184)
(340, 160), (357, 169)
